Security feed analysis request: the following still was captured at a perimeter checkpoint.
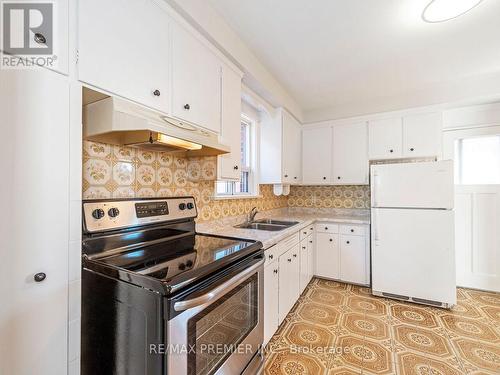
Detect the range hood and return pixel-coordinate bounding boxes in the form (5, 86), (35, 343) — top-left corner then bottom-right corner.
(83, 96), (230, 156)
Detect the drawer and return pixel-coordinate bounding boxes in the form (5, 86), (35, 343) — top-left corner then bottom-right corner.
(299, 225), (314, 241)
(279, 232), (300, 250)
(316, 222), (339, 234)
(340, 224), (366, 236)
(264, 244), (282, 266)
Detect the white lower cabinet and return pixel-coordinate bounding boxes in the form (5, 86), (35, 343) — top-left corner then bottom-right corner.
(278, 245), (300, 324)
(340, 235), (369, 285)
(299, 239), (309, 293)
(315, 232), (340, 279)
(263, 260), (279, 345)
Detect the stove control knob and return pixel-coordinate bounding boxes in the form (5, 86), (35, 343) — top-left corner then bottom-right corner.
(179, 203), (186, 210)
(185, 260), (193, 268)
(92, 208), (105, 220)
(178, 263), (186, 271)
(187, 202), (194, 210)
(108, 207), (120, 218)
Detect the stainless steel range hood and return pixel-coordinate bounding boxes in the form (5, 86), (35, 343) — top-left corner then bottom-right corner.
(83, 96), (230, 156)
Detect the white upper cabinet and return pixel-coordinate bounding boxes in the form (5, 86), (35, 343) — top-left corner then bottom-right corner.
(402, 112), (442, 158)
(217, 64), (242, 180)
(332, 122), (369, 185)
(282, 111), (302, 183)
(171, 22), (222, 133)
(260, 109), (302, 185)
(78, 0), (170, 114)
(368, 118), (402, 159)
(302, 126), (333, 184)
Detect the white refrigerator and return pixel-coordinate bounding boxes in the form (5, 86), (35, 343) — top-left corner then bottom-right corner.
(371, 160), (456, 308)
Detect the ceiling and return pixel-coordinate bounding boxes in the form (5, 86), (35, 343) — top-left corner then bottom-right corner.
(207, 0), (500, 121)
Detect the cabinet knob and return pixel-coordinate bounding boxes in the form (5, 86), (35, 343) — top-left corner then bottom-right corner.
(34, 272), (46, 282)
(302, 246), (306, 249)
(284, 174), (288, 178)
(153, 89), (161, 97)
(294, 176), (297, 179)
(184, 103), (190, 110)
(337, 176), (341, 180)
(234, 165), (239, 170)
(269, 254), (274, 260)
(293, 254), (297, 258)
(389, 149), (394, 153)
(34, 33), (46, 44)
(324, 227), (328, 230)
(329, 238), (333, 242)
(410, 148), (414, 151)
(323, 176), (326, 180)
(309, 240), (313, 243)
(273, 269), (278, 274)
(346, 241), (350, 244)
(288, 258), (292, 262)
(350, 229), (354, 233)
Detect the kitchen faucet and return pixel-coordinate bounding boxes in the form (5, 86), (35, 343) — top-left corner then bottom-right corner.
(247, 207), (258, 223)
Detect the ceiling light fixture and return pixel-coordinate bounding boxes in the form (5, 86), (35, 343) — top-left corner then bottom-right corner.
(422, 0), (483, 23)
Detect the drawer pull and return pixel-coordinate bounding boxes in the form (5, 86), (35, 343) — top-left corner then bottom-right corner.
(273, 269), (278, 274)
(302, 246), (306, 249)
(288, 258), (292, 262)
(268, 254), (274, 260)
(293, 254), (297, 258)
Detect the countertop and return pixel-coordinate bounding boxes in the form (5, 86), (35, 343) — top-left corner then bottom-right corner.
(196, 207), (370, 249)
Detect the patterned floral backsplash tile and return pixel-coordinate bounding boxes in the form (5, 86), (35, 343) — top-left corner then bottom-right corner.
(287, 185), (370, 209)
(82, 141), (288, 222)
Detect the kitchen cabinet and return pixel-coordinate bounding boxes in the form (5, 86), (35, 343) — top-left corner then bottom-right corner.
(368, 118), (402, 159)
(263, 260), (279, 345)
(217, 63), (243, 180)
(332, 122), (369, 185)
(302, 126), (333, 184)
(340, 235), (368, 285)
(78, 0), (171, 114)
(299, 239), (309, 293)
(0, 69), (69, 374)
(278, 245), (300, 323)
(307, 235), (315, 281)
(403, 112), (442, 158)
(260, 109), (302, 185)
(171, 21), (221, 133)
(315, 232), (340, 279)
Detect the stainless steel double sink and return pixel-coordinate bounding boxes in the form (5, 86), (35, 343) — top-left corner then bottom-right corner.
(234, 218), (299, 231)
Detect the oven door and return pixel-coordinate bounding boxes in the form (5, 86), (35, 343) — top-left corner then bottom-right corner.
(167, 255), (264, 375)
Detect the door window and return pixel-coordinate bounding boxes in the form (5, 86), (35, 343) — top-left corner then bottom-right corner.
(187, 274), (258, 375)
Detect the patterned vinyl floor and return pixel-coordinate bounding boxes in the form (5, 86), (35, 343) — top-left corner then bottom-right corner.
(263, 278), (500, 375)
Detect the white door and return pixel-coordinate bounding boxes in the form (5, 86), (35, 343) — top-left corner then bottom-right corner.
(299, 239), (309, 293)
(282, 111), (302, 183)
(302, 126), (332, 184)
(171, 21), (221, 133)
(372, 208), (456, 305)
(368, 118), (402, 159)
(218, 64), (242, 180)
(263, 261), (279, 345)
(315, 233), (340, 279)
(0, 69), (69, 374)
(444, 127), (500, 292)
(332, 122), (368, 184)
(402, 112), (442, 158)
(78, 0), (170, 113)
(340, 235), (367, 285)
(371, 161), (454, 209)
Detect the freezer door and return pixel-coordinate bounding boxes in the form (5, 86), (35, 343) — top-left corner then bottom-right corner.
(371, 161), (454, 209)
(371, 208), (456, 305)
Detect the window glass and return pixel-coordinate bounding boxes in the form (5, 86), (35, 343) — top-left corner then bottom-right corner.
(454, 135), (500, 184)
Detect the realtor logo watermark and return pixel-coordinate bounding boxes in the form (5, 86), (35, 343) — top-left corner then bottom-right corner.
(1, 1), (57, 68)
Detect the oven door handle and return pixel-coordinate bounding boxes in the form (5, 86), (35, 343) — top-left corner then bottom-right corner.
(173, 258), (264, 312)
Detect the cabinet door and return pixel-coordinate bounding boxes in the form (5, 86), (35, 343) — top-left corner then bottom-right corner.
(307, 235), (315, 282)
(315, 233), (340, 279)
(264, 261), (279, 345)
(368, 118), (402, 159)
(217, 64), (242, 180)
(78, 0), (170, 113)
(278, 250), (291, 323)
(282, 111), (302, 183)
(403, 113), (442, 158)
(0, 69), (69, 374)
(340, 235), (367, 285)
(333, 122), (369, 184)
(302, 126), (333, 184)
(171, 21), (221, 133)
(299, 239), (309, 293)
